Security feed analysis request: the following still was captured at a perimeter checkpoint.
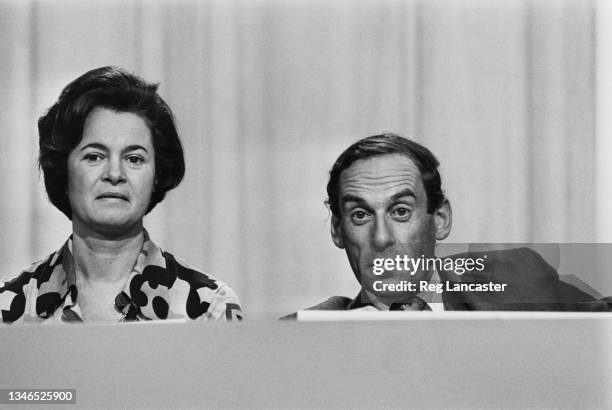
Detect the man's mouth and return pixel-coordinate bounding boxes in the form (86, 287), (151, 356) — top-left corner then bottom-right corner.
(97, 192), (128, 201)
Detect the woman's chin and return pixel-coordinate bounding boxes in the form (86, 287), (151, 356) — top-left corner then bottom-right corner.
(74, 217), (143, 237)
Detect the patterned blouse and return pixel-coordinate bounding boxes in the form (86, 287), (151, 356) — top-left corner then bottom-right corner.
(0, 231), (243, 323)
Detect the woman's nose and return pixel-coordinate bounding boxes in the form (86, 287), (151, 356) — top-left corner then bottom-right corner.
(103, 157), (126, 184)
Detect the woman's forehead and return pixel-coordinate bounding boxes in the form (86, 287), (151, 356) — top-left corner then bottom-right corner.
(79, 107), (153, 150)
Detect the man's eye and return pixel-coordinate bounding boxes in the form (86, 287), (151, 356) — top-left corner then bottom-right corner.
(350, 210), (371, 224)
(391, 206), (411, 221)
(126, 155), (144, 165)
(83, 153), (103, 162)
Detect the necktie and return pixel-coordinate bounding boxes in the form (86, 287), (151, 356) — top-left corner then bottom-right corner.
(390, 296), (432, 311)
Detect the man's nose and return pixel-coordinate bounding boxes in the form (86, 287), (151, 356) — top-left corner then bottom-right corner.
(371, 215), (395, 250)
(103, 157), (126, 184)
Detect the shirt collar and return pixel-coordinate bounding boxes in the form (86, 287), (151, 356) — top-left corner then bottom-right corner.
(349, 269), (443, 310)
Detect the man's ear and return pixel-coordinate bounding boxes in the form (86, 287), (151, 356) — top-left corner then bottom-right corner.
(434, 199), (452, 241)
(330, 214), (345, 249)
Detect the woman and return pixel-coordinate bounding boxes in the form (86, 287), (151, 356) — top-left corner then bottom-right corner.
(0, 67), (242, 323)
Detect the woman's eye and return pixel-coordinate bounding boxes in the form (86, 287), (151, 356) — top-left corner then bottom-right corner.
(391, 207), (411, 221)
(350, 210), (371, 224)
(83, 153), (103, 162)
(126, 155), (144, 165)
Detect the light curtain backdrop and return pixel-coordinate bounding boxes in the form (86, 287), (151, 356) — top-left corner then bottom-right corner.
(0, 0), (609, 318)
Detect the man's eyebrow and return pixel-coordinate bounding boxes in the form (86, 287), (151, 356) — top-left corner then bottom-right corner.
(340, 194), (367, 206)
(340, 188), (416, 207)
(390, 188), (416, 201)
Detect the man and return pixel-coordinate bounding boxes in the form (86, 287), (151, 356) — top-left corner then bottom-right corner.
(285, 133), (611, 317)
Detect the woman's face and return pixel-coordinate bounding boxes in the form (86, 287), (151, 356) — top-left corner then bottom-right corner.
(67, 107), (155, 236)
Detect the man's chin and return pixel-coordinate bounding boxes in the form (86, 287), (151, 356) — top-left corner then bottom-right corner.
(361, 277), (419, 305)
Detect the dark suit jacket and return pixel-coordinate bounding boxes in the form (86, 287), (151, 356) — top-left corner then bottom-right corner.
(282, 247), (612, 319)
(437, 247), (612, 311)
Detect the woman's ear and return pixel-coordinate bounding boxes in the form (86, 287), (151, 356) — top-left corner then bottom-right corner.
(434, 199), (452, 240)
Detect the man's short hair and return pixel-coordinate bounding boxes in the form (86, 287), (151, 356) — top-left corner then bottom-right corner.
(38, 66), (185, 219)
(326, 133), (445, 217)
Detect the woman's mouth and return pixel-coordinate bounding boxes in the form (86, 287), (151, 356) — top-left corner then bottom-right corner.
(97, 192), (128, 201)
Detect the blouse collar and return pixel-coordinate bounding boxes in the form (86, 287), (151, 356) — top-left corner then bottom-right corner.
(36, 229), (171, 321)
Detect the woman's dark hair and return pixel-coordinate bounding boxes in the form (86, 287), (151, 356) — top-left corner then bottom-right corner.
(38, 66), (185, 219)
(326, 133), (445, 217)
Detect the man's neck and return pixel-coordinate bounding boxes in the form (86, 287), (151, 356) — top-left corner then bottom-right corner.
(363, 269), (436, 310)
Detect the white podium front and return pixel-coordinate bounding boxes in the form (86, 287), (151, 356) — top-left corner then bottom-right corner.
(1, 317), (611, 408)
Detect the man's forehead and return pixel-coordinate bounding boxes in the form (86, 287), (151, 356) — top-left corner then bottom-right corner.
(339, 153), (424, 199)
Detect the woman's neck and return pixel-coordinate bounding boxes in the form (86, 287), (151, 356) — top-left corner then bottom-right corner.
(71, 225), (144, 284)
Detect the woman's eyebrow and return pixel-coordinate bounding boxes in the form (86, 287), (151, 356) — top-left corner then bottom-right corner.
(123, 145), (148, 153)
(78, 142), (108, 152)
(78, 143), (149, 153)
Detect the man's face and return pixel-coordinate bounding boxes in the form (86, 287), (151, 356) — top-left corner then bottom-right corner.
(331, 153), (451, 304)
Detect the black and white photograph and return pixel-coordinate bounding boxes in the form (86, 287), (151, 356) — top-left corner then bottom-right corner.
(1, 0), (611, 408)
